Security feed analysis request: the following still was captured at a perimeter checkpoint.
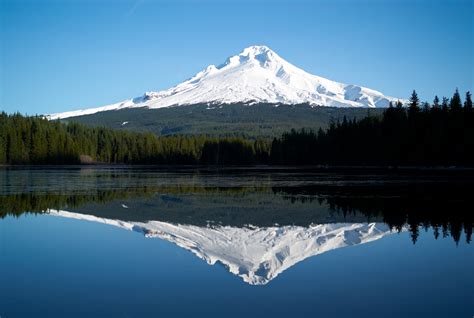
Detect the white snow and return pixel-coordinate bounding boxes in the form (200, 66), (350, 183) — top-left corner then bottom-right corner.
(48, 45), (403, 120)
(47, 209), (398, 285)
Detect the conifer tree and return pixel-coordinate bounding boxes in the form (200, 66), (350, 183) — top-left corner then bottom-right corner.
(433, 96), (440, 108)
(449, 88), (463, 112)
(441, 97), (449, 112)
(409, 90), (420, 111)
(464, 91), (472, 112)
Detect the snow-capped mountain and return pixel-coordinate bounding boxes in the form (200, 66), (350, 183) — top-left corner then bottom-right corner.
(49, 45), (401, 120)
(47, 209), (396, 285)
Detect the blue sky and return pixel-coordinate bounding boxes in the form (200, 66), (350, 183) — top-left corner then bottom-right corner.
(1, 0), (472, 115)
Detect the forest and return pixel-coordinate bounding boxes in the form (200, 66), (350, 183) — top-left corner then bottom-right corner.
(0, 112), (265, 165)
(63, 102), (383, 139)
(271, 89), (473, 166)
(0, 89), (472, 166)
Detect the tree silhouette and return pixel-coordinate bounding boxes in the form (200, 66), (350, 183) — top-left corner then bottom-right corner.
(408, 90), (420, 115)
(464, 91), (472, 112)
(269, 89), (473, 166)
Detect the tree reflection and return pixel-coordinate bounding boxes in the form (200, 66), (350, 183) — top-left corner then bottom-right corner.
(273, 181), (473, 244)
(1, 175), (472, 244)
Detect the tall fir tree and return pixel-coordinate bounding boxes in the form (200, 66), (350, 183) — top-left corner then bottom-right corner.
(408, 90), (420, 119)
(464, 91), (472, 113)
(433, 95), (440, 108)
(409, 90), (420, 109)
(441, 97), (449, 112)
(449, 88), (463, 112)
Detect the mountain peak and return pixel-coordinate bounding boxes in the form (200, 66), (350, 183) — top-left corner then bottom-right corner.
(49, 46), (403, 120)
(240, 45), (274, 57)
(218, 44), (280, 70)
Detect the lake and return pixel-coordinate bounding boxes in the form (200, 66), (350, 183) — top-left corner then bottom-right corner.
(0, 167), (472, 317)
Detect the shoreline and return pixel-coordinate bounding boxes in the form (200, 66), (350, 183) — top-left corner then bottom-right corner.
(2, 164), (474, 175)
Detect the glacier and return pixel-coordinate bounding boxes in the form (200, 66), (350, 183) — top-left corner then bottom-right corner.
(49, 45), (402, 120)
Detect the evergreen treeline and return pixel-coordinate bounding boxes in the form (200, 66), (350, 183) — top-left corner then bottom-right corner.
(0, 113), (269, 165)
(271, 89), (473, 166)
(0, 88), (472, 166)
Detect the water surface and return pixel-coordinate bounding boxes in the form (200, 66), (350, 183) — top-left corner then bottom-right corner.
(0, 167), (472, 317)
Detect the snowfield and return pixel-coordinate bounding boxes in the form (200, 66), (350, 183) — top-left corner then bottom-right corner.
(47, 209), (397, 285)
(49, 45), (402, 120)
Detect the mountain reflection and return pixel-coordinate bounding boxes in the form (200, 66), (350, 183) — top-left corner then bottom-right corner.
(1, 173), (472, 244)
(1, 168), (472, 285)
(48, 209), (394, 285)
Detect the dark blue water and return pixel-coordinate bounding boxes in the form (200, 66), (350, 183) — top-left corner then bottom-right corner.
(0, 168), (472, 317)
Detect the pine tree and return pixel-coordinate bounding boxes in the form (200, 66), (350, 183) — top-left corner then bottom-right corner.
(409, 90), (420, 111)
(433, 95), (440, 108)
(441, 97), (449, 112)
(464, 91), (472, 112)
(449, 88), (462, 112)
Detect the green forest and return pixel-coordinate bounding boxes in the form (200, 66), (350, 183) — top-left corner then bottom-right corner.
(63, 102), (383, 139)
(0, 113), (266, 165)
(0, 89), (472, 166)
(271, 89), (473, 166)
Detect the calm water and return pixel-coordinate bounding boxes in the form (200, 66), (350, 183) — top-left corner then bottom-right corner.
(0, 167), (473, 317)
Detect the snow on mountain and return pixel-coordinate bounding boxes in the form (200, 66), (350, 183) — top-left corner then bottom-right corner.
(49, 45), (401, 120)
(47, 209), (396, 285)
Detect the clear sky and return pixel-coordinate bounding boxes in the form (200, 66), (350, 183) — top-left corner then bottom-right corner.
(1, 0), (472, 115)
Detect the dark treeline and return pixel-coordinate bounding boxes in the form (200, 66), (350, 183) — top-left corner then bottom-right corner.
(0, 88), (472, 166)
(0, 113), (268, 165)
(271, 89), (473, 166)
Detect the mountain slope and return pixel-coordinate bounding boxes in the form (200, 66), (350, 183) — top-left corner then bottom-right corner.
(60, 103), (384, 138)
(48, 209), (395, 285)
(49, 45), (401, 120)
